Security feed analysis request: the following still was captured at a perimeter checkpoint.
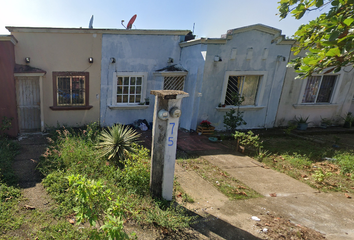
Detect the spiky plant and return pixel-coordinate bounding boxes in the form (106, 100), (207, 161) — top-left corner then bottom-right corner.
(96, 124), (141, 162)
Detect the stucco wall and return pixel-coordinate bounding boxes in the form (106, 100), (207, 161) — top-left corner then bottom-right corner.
(11, 31), (102, 128)
(180, 44), (207, 131)
(100, 34), (184, 126)
(0, 39), (19, 136)
(186, 30), (292, 131)
(276, 52), (354, 127)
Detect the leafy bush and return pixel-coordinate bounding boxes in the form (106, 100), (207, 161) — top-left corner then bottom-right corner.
(233, 131), (262, 149)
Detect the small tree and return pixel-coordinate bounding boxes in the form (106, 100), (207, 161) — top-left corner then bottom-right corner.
(223, 92), (247, 132)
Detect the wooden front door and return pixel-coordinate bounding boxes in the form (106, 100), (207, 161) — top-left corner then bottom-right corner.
(16, 76), (41, 132)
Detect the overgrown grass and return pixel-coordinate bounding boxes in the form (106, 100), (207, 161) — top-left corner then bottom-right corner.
(0, 137), (22, 235)
(254, 135), (354, 193)
(0, 139), (20, 186)
(38, 124), (194, 237)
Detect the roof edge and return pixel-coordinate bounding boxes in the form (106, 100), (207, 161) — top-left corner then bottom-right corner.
(226, 24), (282, 36)
(0, 35), (18, 45)
(6, 26), (191, 36)
(180, 38), (228, 47)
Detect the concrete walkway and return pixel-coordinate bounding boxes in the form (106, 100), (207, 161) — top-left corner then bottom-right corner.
(176, 150), (354, 239)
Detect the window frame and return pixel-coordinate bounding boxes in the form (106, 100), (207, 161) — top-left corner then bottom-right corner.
(298, 73), (340, 105)
(50, 72), (92, 110)
(221, 71), (267, 107)
(112, 72), (148, 107)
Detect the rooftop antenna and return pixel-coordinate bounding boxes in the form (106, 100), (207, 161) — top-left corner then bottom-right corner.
(88, 15), (94, 29)
(121, 20), (126, 29)
(192, 23), (195, 34)
(127, 14), (137, 29)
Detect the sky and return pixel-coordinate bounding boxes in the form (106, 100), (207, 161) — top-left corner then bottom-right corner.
(0, 0), (329, 38)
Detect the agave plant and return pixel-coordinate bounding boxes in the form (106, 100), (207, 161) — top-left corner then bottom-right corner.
(96, 124), (141, 161)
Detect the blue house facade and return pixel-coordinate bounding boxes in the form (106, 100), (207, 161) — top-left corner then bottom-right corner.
(99, 30), (189, 127)
(99, 24), (296, 131)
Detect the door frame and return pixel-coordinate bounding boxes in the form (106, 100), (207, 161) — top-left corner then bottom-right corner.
(14, 72), (45, 132)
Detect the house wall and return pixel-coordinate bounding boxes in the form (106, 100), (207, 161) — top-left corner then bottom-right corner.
(189, 30), (292, 131)
(11, 31), (102, 128)
(180, 44), (207, 131)
(276, 52), (354, 127)
(100, 34), (184, 126)
(0, 38), (19, 136)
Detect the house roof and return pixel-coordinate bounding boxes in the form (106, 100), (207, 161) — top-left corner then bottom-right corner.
(14, 64), (46, 74)
(6, 26), (191, 36)
(180, 24), (295, 47)
(0, 35), (17, 45)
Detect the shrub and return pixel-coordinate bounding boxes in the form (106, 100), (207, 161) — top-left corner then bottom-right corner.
(233, 131), (263, 151)
(96, 124), (141, 164)
(0, 116), (13, 137)
(223, 92), (246, 131)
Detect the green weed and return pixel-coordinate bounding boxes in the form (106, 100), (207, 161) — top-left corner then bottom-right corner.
(39, 126), (194, 237)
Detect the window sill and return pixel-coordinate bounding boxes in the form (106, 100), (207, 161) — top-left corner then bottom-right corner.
(108, 104), (150, 110)
(216, 106), (265, 112)
(292, 103), (338, 109)
(50, 105), (93, 110)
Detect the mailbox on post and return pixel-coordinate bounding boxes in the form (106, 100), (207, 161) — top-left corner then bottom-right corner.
(150, 90), (189, 200)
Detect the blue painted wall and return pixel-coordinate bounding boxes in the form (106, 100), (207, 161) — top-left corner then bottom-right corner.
(100, 34), (184, 126)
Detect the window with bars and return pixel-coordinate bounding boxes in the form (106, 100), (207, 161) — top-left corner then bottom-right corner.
(163, 76), (185, 91)
(225, 75), (260, 105)
(114, 72), (147, 105)
(51, 72), (91, 110)
(302, 75), (337, 103)
(57, 76), (85, 106)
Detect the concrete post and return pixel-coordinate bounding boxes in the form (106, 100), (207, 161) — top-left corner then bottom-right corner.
(150, 90), (189, 200)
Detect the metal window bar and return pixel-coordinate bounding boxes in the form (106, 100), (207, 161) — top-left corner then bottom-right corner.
(163, 76), (185, 91)
(317, 75), (336, 102)
(57, 76), (85, 106)
(302, 75), (336, 103)
(302, 76), (321, 103)
(225, 75), (260, 105)
(225, 76), (243, 105)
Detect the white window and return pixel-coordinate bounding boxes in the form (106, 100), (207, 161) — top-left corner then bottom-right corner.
(113, 72), (147, 105)
(302, 75), (337, 103)
(221, 71), (266, 106)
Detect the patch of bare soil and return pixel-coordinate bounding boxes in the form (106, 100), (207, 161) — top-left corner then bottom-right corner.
(14, 133), (53, 211)
(256, 212), (326, 240)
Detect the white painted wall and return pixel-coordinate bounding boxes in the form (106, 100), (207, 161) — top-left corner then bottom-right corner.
(181, 27), (293, 131)
(275, 51), (354, 127)
(180, 44), (207, 131)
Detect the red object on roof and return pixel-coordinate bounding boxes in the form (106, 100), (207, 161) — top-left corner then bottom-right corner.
(127, 14), (137, 29)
